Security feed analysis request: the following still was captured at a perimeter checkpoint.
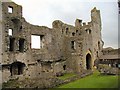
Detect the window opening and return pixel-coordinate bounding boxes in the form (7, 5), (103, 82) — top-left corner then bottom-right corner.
(63, 65), (66, 70)
(9, 38), (15, 51)
(66, 28), (69, 35)
(31, 35), (44, 49)
(8, 29), (13, 36)
(19, 38), (25, 52)
(8, 6), (13, 13)
(10, 62), (25, 76)
(72, 32), (75, 36)
(71, 41), (76, 50)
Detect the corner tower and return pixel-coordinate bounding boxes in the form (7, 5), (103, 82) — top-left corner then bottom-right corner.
(91, 7), (103, 61)
(0, 1), (25, 82)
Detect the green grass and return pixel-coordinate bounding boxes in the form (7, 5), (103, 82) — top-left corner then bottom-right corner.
(57, 73), (76, 80)
(58, 70), (118, 88)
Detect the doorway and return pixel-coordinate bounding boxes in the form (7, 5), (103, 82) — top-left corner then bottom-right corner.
(86, 53), (92, 70)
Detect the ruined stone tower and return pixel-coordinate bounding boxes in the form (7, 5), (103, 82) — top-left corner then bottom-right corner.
(0, 1), (103, 84)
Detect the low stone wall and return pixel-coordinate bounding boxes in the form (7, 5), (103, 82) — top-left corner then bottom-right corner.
(97, 64), (119, 75)
(2, 70), (93, 89)
(53, 70), (93, 88)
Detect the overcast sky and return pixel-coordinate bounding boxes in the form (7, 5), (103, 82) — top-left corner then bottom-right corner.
(11, 0), (118, 49)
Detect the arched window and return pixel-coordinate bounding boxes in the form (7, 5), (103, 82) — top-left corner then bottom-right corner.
(10, 62), (25, 76)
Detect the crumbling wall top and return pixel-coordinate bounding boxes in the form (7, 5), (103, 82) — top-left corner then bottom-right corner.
(52, 20), (64, 28)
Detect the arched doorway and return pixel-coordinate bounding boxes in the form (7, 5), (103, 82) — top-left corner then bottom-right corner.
(86, 53), (92, 70)
(10, 62), (25, 76)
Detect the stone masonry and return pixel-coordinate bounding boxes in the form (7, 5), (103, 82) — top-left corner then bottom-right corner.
(0, 1), (103, 84)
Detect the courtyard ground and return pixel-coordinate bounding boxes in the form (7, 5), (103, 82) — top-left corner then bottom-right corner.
(57, 70), (118, 88)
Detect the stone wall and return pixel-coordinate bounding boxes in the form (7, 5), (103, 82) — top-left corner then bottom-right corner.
(0, 1), (103, 85)
(102, 47), (119, 55)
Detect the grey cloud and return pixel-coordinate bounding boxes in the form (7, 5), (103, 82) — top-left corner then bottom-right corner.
(12, 0), (118, 48)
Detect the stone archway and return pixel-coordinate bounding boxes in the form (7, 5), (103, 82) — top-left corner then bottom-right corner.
(86, 53), (92, 70)
(10, 62), (25, 76)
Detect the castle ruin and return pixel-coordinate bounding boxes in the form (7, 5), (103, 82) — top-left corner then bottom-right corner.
(0, 1), (104, 87)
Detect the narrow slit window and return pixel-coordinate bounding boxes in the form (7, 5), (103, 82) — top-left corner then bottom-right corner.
(8, 6), (13, 13)
(62, 29), (64, 34)
(76, 30), (78, 33)
(98, 41), (100, 50)
(66, 28), (69, 35)
(19, 39), (25, 52)
(9, 38), (15, 51)
(86, 29), (91, 34)
(71, 41), (76, 50)
(8, 29), (13, 36)
(89, 29), (91, 34)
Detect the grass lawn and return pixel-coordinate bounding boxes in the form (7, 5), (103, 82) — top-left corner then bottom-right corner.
(57, 73), (76, 80)
(58, 70), (118, 88)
